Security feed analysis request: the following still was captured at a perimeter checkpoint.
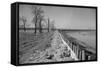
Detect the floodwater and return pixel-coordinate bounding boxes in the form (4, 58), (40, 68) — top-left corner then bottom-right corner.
(66, 31), (96, 50)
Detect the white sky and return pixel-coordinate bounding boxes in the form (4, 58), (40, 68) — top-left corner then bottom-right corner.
(19, 5), (96, 29)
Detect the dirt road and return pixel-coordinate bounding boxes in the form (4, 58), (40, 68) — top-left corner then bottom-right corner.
(20, 30), (78, 64)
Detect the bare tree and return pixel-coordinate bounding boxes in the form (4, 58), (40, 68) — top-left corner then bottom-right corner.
(50, 20), (55, 31)
(19, 16), (27, 32)
(31, 6), (44, 34)
(38, 15), (44, 33)
(47, 18), (55, 32)
(40, 19), (48, 32)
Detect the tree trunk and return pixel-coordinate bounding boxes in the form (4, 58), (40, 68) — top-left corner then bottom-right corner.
(39, 19), (42, 33)
(34, 16), (37, 34)
(48, 18), (49, 32)
(23, 22), (26, 32)
(35, 23), (36, 33)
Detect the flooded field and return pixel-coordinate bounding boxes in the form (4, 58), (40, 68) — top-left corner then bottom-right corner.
(65, 30), (96, 51)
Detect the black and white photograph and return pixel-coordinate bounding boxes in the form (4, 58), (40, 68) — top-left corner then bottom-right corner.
(18, 3), (97, 64)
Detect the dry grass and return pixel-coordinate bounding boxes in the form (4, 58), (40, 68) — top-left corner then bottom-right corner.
(19, 31), (54, 64)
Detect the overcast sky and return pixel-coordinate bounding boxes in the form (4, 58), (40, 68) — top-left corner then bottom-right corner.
(19, 5), (96, 29)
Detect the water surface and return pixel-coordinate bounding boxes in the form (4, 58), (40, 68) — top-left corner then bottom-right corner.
(66, 31), (96, 50)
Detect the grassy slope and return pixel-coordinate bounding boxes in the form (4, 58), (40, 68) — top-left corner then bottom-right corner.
(19, 31), (54, 64)
(19, 31), (75, 64)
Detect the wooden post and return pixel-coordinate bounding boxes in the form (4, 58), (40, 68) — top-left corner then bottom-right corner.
(70, 43), (72, 49)
(72, 45), (74, 52)
(72, 44), (73, 50)
(88, 56), (91, 60)
(73, 45), (75, 53)
(76, 45), (79, 58)
(82, 50), (85, 60)
(79, 50), (82, 60)
(74, 46), (77, 55)
(73, 45), (76, 53)
(78, 50), (79, 59)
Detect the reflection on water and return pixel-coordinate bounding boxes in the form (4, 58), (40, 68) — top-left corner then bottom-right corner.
(66, 31), (96, 50)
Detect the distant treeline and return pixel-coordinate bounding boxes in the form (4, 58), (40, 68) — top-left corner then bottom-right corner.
(19, 28), (56, 30)
(19, 28), (96, 31)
